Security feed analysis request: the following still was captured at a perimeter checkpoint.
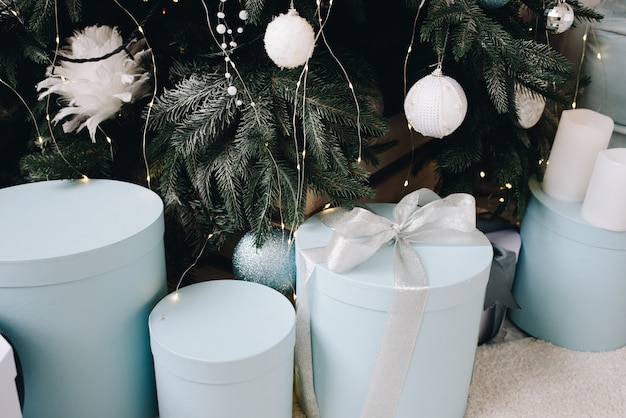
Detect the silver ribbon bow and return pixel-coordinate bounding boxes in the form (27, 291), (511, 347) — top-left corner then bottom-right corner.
(295, 189), (490, 418)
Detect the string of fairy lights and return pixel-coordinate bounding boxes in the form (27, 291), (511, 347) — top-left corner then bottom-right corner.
(401, 0), (427, 189)
(0, 0), (610, 254)
(289, 0), (366, 238)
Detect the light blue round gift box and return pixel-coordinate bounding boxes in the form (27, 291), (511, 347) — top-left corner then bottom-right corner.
(149, 280), (296, 418)
(0, 179), (167, 418)
(296, 203), (493, 418)
(509, 178), (626, 352)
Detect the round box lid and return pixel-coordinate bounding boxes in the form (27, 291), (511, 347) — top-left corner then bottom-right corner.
(0, 179), (164, 286)
(528, 177), (626, 249)
(148, 280), (296, 384)
(295, 203), (493, 312)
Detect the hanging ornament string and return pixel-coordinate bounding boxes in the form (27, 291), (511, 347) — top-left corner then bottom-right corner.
(292, 0), (328, 235)
(293, 60), (310, 233)
(292, 5), (313, 223)
(262, 0), (318, 238)
(401, 0), (427, 189)
(200, 0), (259, 122)
(113, 0), (159, 188)
(213, 0), (248, 100)
(201, 0), (289, 247)
(290, 0), (368, 236)
(42, 0), (87, 179)
(316, 0), (363, 165)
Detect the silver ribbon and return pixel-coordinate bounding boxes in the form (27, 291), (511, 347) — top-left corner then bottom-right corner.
(295, 189), (490, 418)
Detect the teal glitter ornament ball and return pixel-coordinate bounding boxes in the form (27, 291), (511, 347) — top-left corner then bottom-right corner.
(477, 0), (510, 9)
(232, 227), (296, 296)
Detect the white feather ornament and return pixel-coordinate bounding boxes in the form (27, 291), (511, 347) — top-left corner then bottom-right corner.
(36, 25), (152, 142)
(263, 8), (315, 69)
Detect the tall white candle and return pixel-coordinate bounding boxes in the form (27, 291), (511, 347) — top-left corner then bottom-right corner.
(581, 148), (626, 231)
(542, 108), (614, 202)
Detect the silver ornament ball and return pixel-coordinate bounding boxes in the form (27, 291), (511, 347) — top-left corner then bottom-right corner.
(545, 1), (575, 34)
(232, 227), (296, 296)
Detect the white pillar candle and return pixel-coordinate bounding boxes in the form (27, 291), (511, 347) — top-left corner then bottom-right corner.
(581, 148), (626, 231)
(542, 108), (614, 202)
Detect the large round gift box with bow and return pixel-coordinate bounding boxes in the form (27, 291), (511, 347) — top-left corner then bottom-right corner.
(294, 190), (493, 418)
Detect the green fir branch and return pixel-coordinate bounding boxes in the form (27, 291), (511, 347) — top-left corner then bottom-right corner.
(147, 52), (389, 252)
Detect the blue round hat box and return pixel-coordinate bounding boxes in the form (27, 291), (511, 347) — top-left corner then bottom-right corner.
(0, 179), (167, 418)
(149, 279), (296, 418)
(510, 178), (626, 351)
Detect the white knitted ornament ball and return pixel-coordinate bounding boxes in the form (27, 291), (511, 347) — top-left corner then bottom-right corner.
(513, 83), (545, 129)
(263, 8), (315, 69)
(403, 68), (468, 138)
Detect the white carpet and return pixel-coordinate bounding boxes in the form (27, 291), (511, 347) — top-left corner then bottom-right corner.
(465, 337), (626, 417)
(294, 337), (626, 417)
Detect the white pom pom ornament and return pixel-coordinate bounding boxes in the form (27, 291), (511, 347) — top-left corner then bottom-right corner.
(513, 83), (546, 129)
(263, 8), (315, 69)
(403, 67), (468, 138)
